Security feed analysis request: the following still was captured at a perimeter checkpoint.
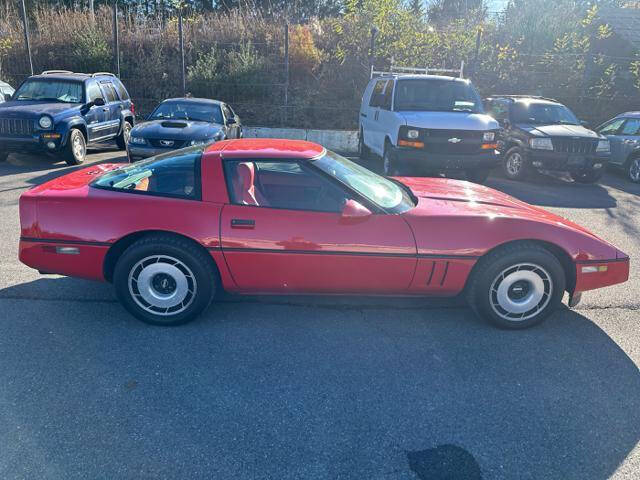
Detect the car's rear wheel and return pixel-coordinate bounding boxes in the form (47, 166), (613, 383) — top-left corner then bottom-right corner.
(465, 168), (490, 184)
(570, 169), (603, 184)
(64, 128), (86, 165)
(503, 147), (528, 181)
(383, 142), (399, 176)
(466, 243), (565, 329)
(113, 235), (217, 326)
(627, 156), (640, 183)
(116, 120), (132, 150)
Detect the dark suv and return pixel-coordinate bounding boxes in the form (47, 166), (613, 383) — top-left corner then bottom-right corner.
(485, 95), (610, 183)
(0, 71), (134, 165)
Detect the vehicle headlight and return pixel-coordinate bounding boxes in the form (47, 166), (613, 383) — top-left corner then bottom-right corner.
(129, 136), (146, 145)
(190, 139), (206, 146)
(38, 115), (53, 130)
(596, 139), (610, 153)
(483, 131), (495, 142)
(530, 138), (553, 150)
(406, 129), (420, 139)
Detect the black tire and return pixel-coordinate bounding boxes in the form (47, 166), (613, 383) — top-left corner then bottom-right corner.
(626, 155), (640, 183)
(0, 151), (8, 162)
(116, 120), (132, 150)
(358, 128), (371, 160)
(465, 168), (490, 184)
(466, 242), (566, 329)
(383, 142), (399, 176)
(503, 147), (529, 181)
(569, 169), (603, 184)
(63, 128), (86, 165)
(113, 234), (217, 326)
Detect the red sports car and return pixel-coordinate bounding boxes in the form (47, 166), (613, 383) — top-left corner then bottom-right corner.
(19, 139), (629, 328)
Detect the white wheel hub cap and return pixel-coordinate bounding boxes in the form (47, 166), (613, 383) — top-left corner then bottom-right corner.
(490, 263), (553, 322)
(128, 255), (196, 316)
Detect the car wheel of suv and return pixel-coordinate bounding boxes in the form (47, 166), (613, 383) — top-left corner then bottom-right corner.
(627, 156), (640, 183)
(503, 147), (528, 181)
(113, 235), (217, 326)
(570, 169), (603, 184)
(64, 129), (86, 165)
(465, 168), (490, 184)
(466, 242), (565, 329)
(116, 121), (132, 150)
(358, 129), (371, 160)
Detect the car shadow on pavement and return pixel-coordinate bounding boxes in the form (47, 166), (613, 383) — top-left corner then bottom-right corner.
(1, 276), (639, 479)
(486, 169), (618, 209)
(599, 170), (640, 197)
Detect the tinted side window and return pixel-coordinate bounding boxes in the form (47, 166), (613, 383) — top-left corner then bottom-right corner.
(113, 79), (130, 100)
(487, 100), (509, 121)
(225, 160), (348, 213)
(101, 82), (117, 102)
(381, 81), (393, 110)
(369, 80), (386, 107)
(86, 81), (103, 103)
(92, 146), (203, 200)
(621, 119), (640, 136)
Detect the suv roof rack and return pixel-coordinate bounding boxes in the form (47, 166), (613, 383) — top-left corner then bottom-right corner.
(371, 62), (465, 79)
(41, 70), (74, 75)
(489, 94), (559, 103)
(92, 72), (116, 78)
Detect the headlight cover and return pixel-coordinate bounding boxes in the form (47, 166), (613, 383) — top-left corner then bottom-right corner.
(406, 129), (420, 139)
(129, 136), (146, 145)
(483, 131), (495, 142)
(530, 137), (553, 150)
(596, 139), (610, 153)
(38, 115), (53, 130)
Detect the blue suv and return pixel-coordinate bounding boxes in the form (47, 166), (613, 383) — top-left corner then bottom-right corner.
(0, 71), (134, 165)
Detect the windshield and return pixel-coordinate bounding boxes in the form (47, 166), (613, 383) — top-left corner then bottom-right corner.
(512, 102), (579, 125)
(149, 101), (224, 124)
(13, 79), (84, 103)
(394, 79), (483, 113)
(312, 151), (415, 213)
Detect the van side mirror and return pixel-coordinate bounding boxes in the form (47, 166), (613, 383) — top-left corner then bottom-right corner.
(340, 199), (372, 224)
(226, 117), (237, 125)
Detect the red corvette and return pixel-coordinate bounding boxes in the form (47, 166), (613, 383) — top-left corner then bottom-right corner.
(19, 139), (629, 328)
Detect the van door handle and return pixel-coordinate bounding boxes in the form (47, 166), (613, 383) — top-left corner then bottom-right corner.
(231, 218), (255, 228)
(360, 113), (367, 118)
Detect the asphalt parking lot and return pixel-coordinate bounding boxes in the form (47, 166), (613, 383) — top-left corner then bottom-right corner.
(1, 147), (639, 480)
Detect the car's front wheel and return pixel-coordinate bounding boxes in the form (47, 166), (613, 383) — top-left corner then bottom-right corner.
(627, 156), (640, 183)
(113, 235), (217, 326)
(503, 147), (528, 181)
(570, 169), (603, 184)
(116, 120), (132, 150)
(63, 128), (86, 165)
(466, 243), (566, 329)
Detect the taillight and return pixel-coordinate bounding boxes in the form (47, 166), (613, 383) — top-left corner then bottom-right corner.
(131, 102), (135, 115)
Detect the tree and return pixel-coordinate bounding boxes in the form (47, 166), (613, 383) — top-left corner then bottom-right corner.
(407, 0), (424, 18)
(427, 0), (484, 24)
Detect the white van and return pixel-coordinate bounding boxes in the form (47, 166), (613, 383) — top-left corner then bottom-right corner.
(0, 80), (14, 103)
(359, 66), (500, 183)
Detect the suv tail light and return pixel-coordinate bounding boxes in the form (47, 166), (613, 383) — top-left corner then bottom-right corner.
(131, 102), (135, 115)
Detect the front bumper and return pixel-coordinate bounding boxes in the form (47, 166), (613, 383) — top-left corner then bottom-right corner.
(392, 147), (500, 174)
(527, 150), (609, 172)
(0, 133), (65, 154)
(574, 256), (630, 293)
(127, 144), (179, 161)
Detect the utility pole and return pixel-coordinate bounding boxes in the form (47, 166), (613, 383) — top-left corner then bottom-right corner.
(20, 0), (33, 76)
(113, 1), (120, 77)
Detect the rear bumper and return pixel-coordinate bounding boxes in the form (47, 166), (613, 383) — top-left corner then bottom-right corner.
(527, 150), (609, 172)
(574, 257), (630, 293)
(392, 147), (500, 173)
(19, 238), (109, 281)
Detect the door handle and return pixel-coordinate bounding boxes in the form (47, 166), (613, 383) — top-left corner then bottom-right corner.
(102, 108), (109, 112)
(231, 218), (255, 228)
(360, 113), (367, 118)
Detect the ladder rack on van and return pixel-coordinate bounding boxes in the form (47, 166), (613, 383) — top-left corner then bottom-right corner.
(370, 61), (465, 79)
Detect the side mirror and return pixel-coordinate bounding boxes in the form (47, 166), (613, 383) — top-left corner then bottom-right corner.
(226, 117), (237, 125)
(340, 199), (372, 224)
(92, 97), (105, 107)
(502, 118), (511, 129)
